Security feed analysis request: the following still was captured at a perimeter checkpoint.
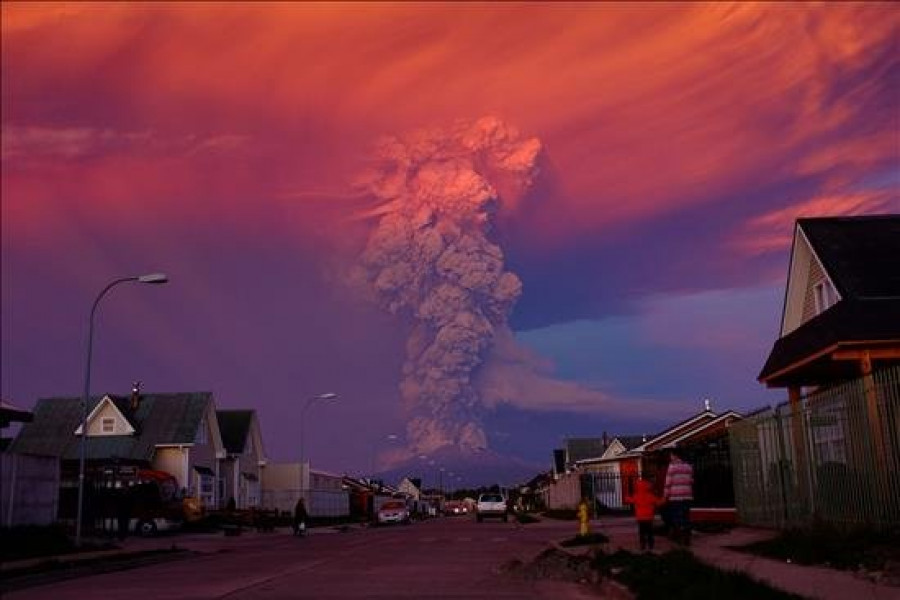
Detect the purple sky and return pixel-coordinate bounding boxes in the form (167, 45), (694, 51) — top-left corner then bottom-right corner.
(2, 3), (898, 478)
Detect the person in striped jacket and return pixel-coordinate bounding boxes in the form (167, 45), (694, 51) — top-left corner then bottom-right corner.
(663, 450), (694, 545)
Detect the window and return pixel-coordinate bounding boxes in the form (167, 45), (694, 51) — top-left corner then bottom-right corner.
(813, 281), (837, 314)
(101, 418), (115, 433)
(198, 473), (215, 507)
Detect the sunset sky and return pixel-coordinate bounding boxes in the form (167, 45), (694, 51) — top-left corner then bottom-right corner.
(2, 3), (898, 477)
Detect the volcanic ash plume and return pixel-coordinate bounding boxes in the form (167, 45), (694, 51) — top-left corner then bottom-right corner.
(351, 117), (542, 458)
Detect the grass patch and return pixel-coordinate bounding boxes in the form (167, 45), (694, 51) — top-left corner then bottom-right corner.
(515, 513), (540, 524)
(736, 524), (900, 572)
(0, 525), (116, 562)
(559, 532), (609, 547)
(595, 549), (804, 599)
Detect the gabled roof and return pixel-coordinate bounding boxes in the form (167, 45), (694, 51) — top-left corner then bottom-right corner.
(73, 396), (136, 436)
(217, 410), (254, 455)
(654, 411), (743, 449)
(799, 216), (900, 299)
(760, 215), (900, 385)
(10, 392), (215, 461)
(633, 409), (717, 453)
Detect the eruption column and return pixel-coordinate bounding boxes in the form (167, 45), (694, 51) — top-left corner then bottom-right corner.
(353, 117), (542, 457)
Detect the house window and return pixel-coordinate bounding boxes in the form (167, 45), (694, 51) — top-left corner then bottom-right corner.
(197, 473), (215, 507)
(101, 418), (115, 433)
(813, 281), (837, 314)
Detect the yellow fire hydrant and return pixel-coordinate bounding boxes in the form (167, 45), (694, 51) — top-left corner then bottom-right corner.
(577, 497), (590, 537)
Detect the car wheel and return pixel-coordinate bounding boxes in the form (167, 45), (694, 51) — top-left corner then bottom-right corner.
(477, 515), (483, 523)
(503, 514), (508, 523)
(137, 519), (158, 537)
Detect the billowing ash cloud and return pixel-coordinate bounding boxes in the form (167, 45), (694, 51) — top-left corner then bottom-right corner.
(350, 117), (541, 458)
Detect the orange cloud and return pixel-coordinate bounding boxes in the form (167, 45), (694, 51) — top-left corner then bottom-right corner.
(2, 3), (897, 247)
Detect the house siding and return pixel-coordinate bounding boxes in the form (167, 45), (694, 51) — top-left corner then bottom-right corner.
(85, 401), (132, 436)
(801, 257), (827, 324)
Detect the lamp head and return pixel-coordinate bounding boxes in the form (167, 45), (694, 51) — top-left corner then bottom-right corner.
(138, 273), (168, 284)
(317, 392), (338, 401)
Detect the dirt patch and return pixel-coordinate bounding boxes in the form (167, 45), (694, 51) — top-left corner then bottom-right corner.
(501, 548), (596, 583)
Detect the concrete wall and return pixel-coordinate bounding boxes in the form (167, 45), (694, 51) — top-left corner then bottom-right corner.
(261, 462), (349, 517)
(545, 472), (581, 510)
(1, 453), (60, 526)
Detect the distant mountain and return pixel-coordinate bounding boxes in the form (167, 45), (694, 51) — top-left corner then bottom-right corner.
(375, 447), (547, 490)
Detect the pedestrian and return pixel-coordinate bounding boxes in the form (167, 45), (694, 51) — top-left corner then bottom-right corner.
(624, 478), (663, 552)
(293, 497), (309, 537)
(663, 450), (694, 545)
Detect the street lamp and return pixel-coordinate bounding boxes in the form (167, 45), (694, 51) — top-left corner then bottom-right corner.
(299, 392), (338, 492)
(76, 272), (168, 546)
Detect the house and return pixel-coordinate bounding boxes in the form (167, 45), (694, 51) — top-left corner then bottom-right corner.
(216, 410), (267, 510)
(757, 215), (900, 466)
(576, 435), (647, 510)
(633, 404), (742, 509)
(10, 389), (226, 518)
(397, 476), (422, 501)
(1, 399), (58, 527)
(759, 215), (900, 390)
(736, 215), (900, 529)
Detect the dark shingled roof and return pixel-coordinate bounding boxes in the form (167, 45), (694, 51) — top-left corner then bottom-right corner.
(10, 392), (213, 461)
(616, 435), (649, 451)
(799, 215), (900, 299)
(217, 410), (254, 455)
(566, 438), (609, 462)
(760, 215), (900, 383)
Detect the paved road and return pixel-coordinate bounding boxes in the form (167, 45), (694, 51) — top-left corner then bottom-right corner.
(7, 518), (593, 600)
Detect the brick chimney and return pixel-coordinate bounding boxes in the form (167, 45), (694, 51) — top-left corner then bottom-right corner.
(130, 381), (142, 411)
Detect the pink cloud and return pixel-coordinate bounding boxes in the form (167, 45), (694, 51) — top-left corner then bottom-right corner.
(3, 3), (897, 249)
(734, 191), (899, 256)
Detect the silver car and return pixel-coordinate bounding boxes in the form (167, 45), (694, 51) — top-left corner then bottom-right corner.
(475, 493), (508, 522)
(377, 500), (411, 525)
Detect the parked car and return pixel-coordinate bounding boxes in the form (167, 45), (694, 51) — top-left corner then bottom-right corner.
(475, 493), (508, 522)
(444, 500), (468, 516)
(377, 500), (411, 525)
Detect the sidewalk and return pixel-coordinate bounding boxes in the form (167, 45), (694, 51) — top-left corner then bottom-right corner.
(0, 524), (356, 574)
(597, 516), (900, 600)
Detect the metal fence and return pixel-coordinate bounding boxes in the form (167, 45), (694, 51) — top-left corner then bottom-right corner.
(730, 365), (900, 529)
(261, 488), (350, 517)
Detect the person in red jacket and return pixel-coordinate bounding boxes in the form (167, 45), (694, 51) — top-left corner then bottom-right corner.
(625, 478), (664, 552)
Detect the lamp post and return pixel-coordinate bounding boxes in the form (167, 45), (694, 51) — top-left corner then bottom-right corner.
(299, 393), (338, 494)
(76, 272), (168, 547)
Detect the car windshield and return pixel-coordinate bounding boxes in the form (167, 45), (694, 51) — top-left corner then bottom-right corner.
(381, 501), (406, 510)
(479, 494), (503, 503)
